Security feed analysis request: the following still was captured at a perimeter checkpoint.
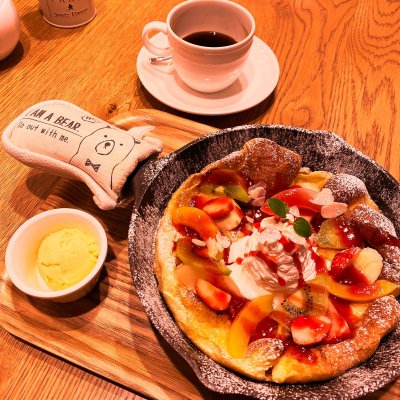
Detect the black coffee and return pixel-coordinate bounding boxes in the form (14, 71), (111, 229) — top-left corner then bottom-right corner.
(182, 31), (237, 47)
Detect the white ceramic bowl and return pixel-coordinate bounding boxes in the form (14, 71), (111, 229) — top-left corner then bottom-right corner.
(5, 208), (108, 302)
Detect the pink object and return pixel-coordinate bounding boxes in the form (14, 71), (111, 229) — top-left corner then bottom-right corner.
(0, 0), (20, 60)
(321, 202), (348, 219)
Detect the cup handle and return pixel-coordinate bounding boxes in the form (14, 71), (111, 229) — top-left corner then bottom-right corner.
(142, 21), (171, 57)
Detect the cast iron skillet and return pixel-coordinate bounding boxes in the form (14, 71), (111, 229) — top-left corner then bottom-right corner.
(128, 125), (400, 400)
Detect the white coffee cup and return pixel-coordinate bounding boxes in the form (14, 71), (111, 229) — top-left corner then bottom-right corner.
(142, 0), (255, 93)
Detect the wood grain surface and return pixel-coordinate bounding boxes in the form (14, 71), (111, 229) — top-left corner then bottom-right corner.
(1, 0), (400, 399)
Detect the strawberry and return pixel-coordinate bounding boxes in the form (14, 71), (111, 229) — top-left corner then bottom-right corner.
(290, 315), (332, 346)
(202, 197), (234, 219)
(195, 278), (232, 311)
(214, 201), (244, 232)
(261, 187), (321, 215)
(192, 193), (215, 209)
(330, 247), (360, 281)
(322, 301), (352, 344)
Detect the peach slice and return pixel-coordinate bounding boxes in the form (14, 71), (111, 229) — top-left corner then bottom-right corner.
(174, 263), (242, 297)
(172, 206), (220, 240)
(227, 295), (274, 358)
(175, 237), (230, 275)
(325, 275), (400, 301)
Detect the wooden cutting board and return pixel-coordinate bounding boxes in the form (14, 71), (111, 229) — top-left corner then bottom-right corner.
(0, 110), (223, 400)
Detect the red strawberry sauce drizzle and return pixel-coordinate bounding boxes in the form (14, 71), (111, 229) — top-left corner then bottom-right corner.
(292, 252), (305, 289)
(311, 250), (327, 274)
(227, 296), (248, 320)
(249, 317), (319, 365)
(286, 343), (319, 365)
(249, 317), (279, 343)
(336, 218), (364, 248)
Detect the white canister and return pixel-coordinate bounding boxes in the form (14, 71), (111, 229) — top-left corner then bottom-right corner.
(39, 0), (96, 28)
(0, 0), (20, 61)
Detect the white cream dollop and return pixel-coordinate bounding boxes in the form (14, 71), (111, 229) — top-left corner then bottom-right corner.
(228, 218), (316, 299)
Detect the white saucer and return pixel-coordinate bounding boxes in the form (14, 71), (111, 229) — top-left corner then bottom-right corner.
(136, 35), (280, 116)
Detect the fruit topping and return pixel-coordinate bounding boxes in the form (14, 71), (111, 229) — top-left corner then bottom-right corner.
(175, 263), (242, 297)
(195, 278), (232, 311)
(175, 163), (400, 357)
(200, 169), (249, 203)
(322, 300), (352, 344)
(329, 247), (363, 284)
(351, 247), (383, 284)
(175, 237), (231, 275)
(172, 206), (220, 240)
(327, 244), (383, 287)
(261, 187), (322, 215)
(290, 315), (332, 346)
(227, 295), (274, 358)
(269, 275), (329, 330)
(213, 201), (244, 232)
(314, 218), (364, 249)
(325, 275), (400, 301)
(292, 168), (332, 191)
(202, 197), (234, 218)
(329, 295), (369, 328)
(192, 193), (220, 209)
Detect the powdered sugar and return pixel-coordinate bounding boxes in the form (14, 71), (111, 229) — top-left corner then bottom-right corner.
(324, 174), (368, 204)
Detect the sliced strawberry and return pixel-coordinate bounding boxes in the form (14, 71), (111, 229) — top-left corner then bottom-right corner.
(195, 278), (232, 311)
(290, 315), (332, 346)
(322, 301), (352, 344)
(261, 187), (321, 215)
(202, 197), (234, 219)
(214, 201), (244, 232)
(192, 193), (216, 209)
(330, 247), (370, 285)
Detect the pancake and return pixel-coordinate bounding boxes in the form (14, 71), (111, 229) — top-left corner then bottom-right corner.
(154, 138), (400, 383)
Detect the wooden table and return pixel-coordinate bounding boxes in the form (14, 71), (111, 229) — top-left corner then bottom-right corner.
(1, 0), (399, 399)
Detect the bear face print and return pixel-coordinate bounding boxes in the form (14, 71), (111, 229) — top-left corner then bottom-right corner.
(69, 125), (139, 194)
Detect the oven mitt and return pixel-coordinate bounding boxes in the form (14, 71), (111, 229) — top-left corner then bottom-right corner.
(1, 100), (163, 210)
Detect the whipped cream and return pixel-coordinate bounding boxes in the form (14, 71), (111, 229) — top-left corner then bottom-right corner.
(228, 217), (316, 299)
